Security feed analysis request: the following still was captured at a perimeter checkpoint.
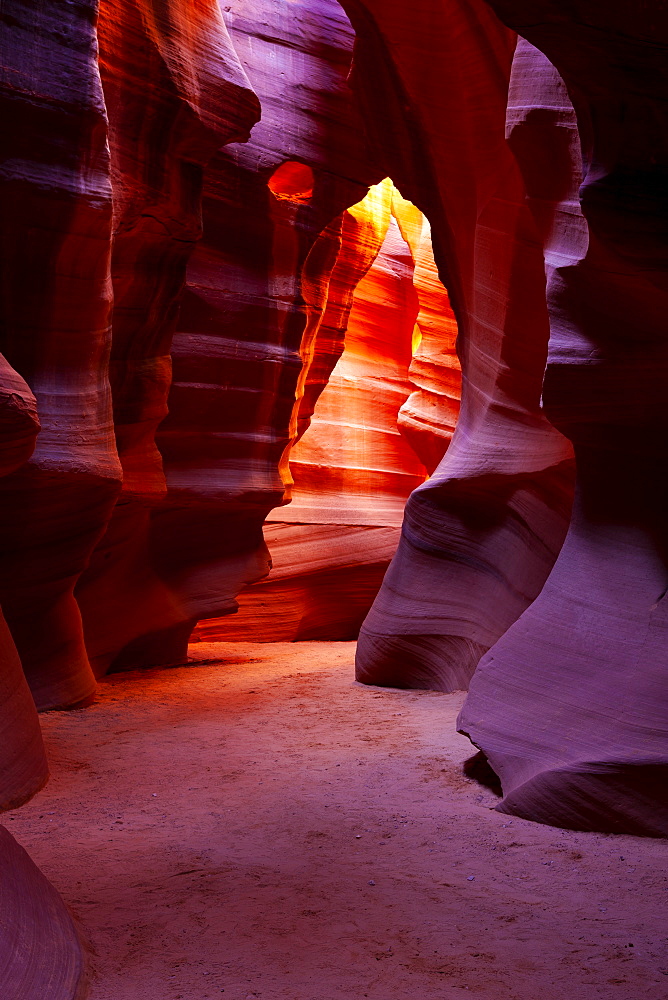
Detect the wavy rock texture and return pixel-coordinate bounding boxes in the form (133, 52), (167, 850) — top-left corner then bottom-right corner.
(459, 15), (668, 835)
(339, 0), (575, 693)
(392, 188), (461, 475)
(286, 182), (427, 528)
(0, 0), (122, 711)
(192, 523), (400, 642)
(78, 0), (383, 670)
(196, 178), (458, 642)
(0, 826), (88, 1000)
(73, 0), (260, 675)
(0, 357), (47, 811)
(97, 0), (260, 497)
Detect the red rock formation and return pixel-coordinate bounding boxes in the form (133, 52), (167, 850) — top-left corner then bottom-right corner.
(1, 0), (664, 853)
(459, 10), (668, 835)
(78, 0), (382, 670)
(97, 0), (260, 496)
(0, 826), (87, 1000)
(341, 0), (575, 693)
(0, 357), (47, 811)
(286, 181), (426, 527)
(74, 0), (260, 676)
(392, 188), (461, 475)
(0, 0), (122, 710)
(196, 178), (455, 642)
(192, 523), (399, 642)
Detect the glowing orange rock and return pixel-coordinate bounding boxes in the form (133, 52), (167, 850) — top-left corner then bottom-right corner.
(342, 0), (575, 692)
(392, 188), (461, 474)
(197, 179), (454, 642)
(78, 0), (382, 670)
(286, 179), (427, 527)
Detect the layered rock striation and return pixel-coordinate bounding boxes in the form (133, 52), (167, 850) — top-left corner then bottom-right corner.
(341, 0), (575, 692)
(0, 4), (664, 951)
(0, 357), (46, 812)
(0, 826), (88, 1000)
(0, 0), (122, 712)
(74, 0), (260, 674)
(196, 178), (462, 642)
(458, 10), (668, 835)
(76, 0), (386, 671)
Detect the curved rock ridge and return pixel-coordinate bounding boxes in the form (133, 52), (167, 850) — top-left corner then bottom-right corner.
(0, 356), (47, 811)
(392, 187), (461, 475)
(192, 522), (400, 642)
(0, 0), (664, 850)
(74, 0), (261, 677)
(285, 180), (427, 528)
(458, 11), (668, 835)
(0, 0), (122, 712)
(341, 0), (575, 693)
(0, 826), (88, 1000)
(77, 0), (384, 672)
(197, 177), (466, 643)
(98, 0), (260, 498)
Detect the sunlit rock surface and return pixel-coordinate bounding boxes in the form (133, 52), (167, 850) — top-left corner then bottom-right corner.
(342, 0), (575, 693)
(0, 0), (665, 881)
(77, 0), (385, 672)
(197, 179), (462, 642)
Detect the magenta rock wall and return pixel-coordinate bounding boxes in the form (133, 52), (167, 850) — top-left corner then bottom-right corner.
(458, 5), (668, 836)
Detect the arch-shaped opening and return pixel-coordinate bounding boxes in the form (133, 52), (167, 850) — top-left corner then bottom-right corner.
(198, 179), (461, 644)
(268, 161), (315, 203)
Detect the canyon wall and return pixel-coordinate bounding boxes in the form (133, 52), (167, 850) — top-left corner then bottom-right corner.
(77, 0), (386, 671)
(1, 2), (112, 991)
(195, 178), (461, 642)
(74, 0), (261, 673)
(1, 9), (666, 991)
(0, 357), (46, 813)
(458, 8), (668, 835)
(0, 0), (121, 715)
(340, 0), (575, 692)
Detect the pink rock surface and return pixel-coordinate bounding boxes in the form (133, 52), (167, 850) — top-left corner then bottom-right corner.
(7, 643), (668, 999)
(459, 10), (668, 835)
(0, 0), (122, 711)
(341, 0), (574, 692)
(0, 826), (87, 1000)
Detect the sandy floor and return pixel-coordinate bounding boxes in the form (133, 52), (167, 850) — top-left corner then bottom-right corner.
(5, 642), (667, 1000)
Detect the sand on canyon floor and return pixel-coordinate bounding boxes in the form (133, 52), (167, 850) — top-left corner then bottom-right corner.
(5, 641), (667, 1000)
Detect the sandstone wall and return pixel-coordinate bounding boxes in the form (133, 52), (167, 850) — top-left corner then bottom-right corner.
(340, 0), (575, 692)
(458, 8), (668, 835)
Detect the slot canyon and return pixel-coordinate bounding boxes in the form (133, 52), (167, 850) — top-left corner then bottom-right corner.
(0, 1), (666, 998)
